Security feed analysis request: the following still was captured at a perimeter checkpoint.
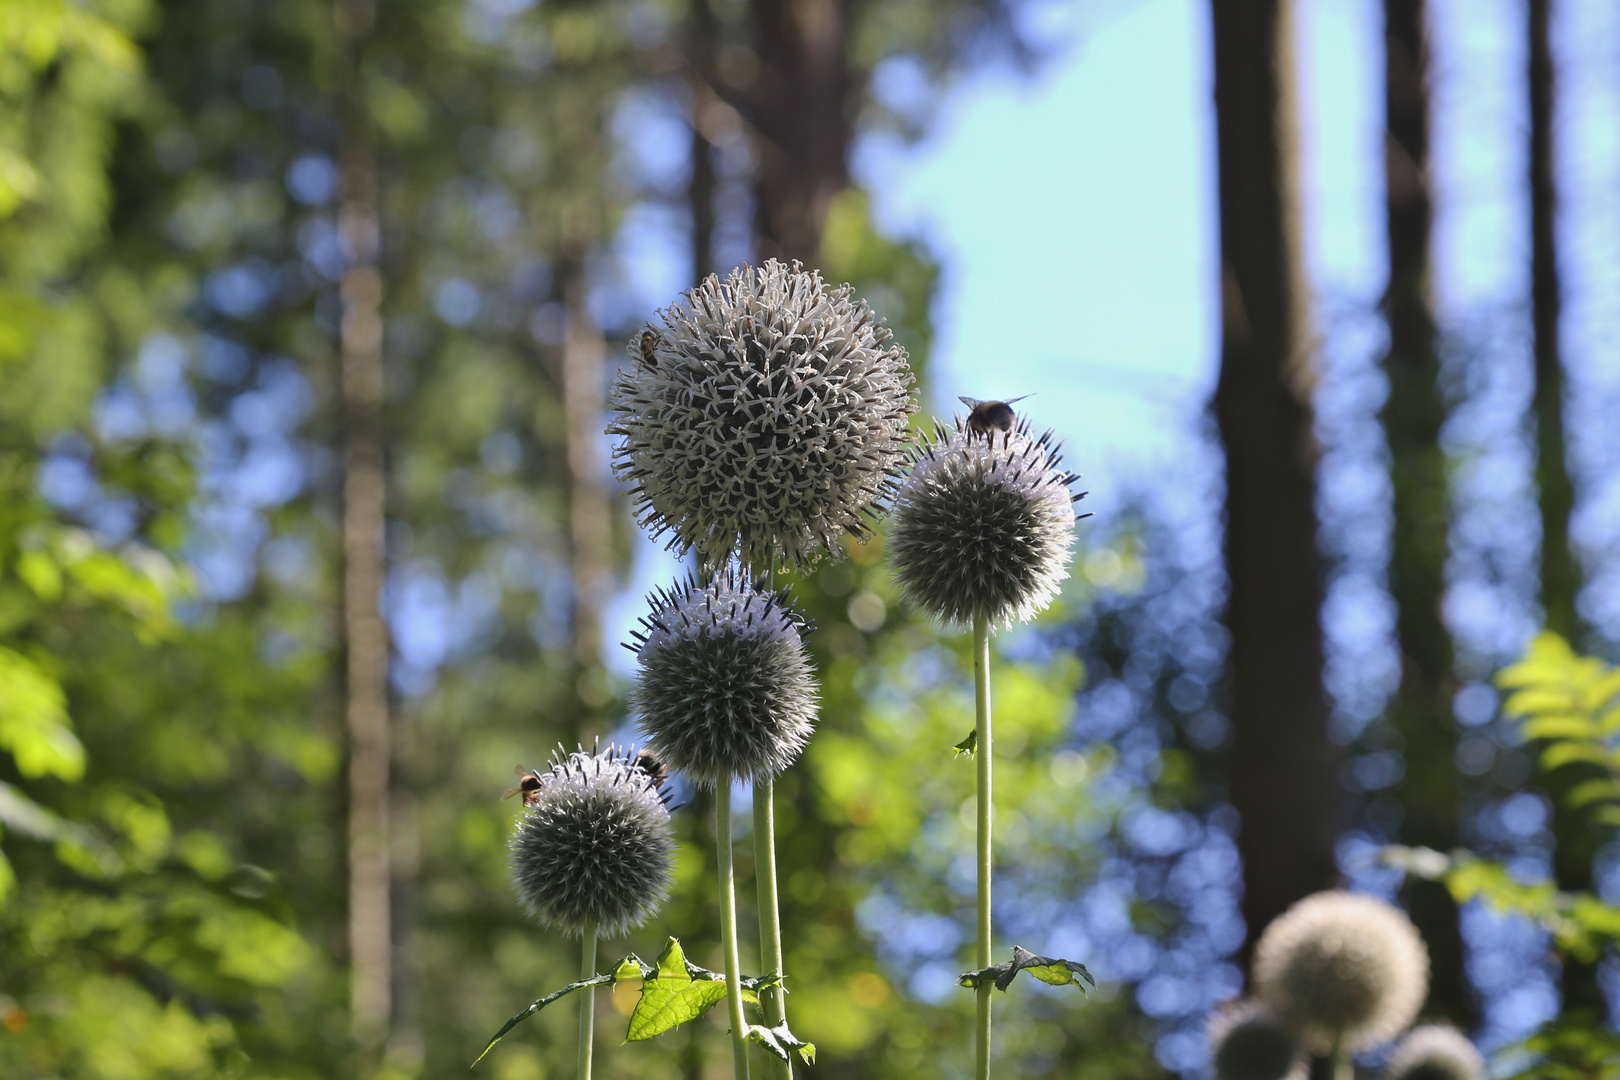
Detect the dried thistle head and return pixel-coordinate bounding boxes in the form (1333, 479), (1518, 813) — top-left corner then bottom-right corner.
(889, 417), (1084, 629)
(1384, 1026), (1485, 1080)
(1207, 1000), (1306, 1080)
(628, 571), (818, 787)
(1252, 891), (1429, 1053)
(508, 745), (674, 938)
(607, 260), (916, 573)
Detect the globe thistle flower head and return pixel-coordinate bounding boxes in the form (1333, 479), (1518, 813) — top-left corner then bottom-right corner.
(628, 571), (818, 787)
(508, 744), (674, 938)
(607, 259), (916, 574)
(1384, 1026), (1485, 1080)
(1207, 1000), (1305, 1080)
(889, 416), (1085, 629)
(1252, 890), (1429, 1053)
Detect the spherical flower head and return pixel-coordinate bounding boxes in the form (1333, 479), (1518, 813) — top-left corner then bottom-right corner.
(508, 745), (674, 938)
(628, 572), (817, 787)
(1207, 1000), (1306, 1080)
(607, 259), (916, 573)
(889, 417), (1084, 629)
(1384, 1026), (1485, 1080)
(1252, 890), (1429, 1053)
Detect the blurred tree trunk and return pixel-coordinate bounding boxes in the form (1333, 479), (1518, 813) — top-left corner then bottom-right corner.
(1379, 0), (1474, 1027)
(687, 0), (718, 284)
(563, 277), (611, 678)
(336, 0), (392, 1051)
(1208, 0), (1340, 967)
(748, 0), (848, 264)
(1526, 0), (1602, 1017)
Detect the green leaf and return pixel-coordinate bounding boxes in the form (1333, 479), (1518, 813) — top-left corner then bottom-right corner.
(1565, 779), (1620, 809)
(0, 646), (84, 781)
(472, 959), (641, 1066)
(748, 1022), (816, 1064)
(958, 945), (1095, 994)
(953, 729), (977, 758)
(625, 938), (729, 1042)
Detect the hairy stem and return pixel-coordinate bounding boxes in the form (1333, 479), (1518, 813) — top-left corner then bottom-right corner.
(577, 921), (597, 1080)
(754, 776), (791, 1078)
(974, 612), (993, 1080)
(717, 782), (752, 1080)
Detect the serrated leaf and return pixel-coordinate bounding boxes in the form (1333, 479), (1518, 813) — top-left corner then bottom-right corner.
(953, 729), (977, 758)
(748, 1022), (816, 1064)
(625, 937), (730, 1042)
(473, 960), (639, 1067)
(958, 945), (1095, 995)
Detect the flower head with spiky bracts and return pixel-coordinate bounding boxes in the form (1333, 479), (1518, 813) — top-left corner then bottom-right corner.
(1207, 1000), (1306, 1080)
(508, 744), (674, 938)
(1253, 891), (1429, 1053)
(628, 571), (817, 787)
(889, 416), (1085, 629)
(1384, 1026), (1485, 1080)
(607, 260), (916, 573)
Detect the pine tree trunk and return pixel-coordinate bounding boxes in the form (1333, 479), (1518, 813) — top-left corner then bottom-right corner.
(687, 0), (718, 284)
(336, 0), (392, 1048)
(563, 279), (610, 674)
(1526, 0), (1602, 1018)
(1378, 0), (1475, 1028)
(1209, 0), (1341, 966)
(748, 0), (848, 264)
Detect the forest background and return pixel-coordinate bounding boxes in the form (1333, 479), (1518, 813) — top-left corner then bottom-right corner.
(2, 0), (1619, 1077)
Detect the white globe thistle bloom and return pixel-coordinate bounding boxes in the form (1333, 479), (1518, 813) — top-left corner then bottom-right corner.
(1384, 1026), (1485, 1080)
(1252, 891), (1429, 1053)
(1207, 1000), (1307, 1080)
(509, 745), (674, 938)
(607, 259), (916, 573)
(889, 417), (1084, 628)
(629, 572), (818, 787)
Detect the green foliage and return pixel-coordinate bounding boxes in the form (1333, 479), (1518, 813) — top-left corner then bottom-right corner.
(958, 944), (1095, 994)
(1497, 631), (1620, 826)
(1498, 1021), (1620, 1080)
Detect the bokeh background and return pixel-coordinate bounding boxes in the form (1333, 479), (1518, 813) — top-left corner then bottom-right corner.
(2, 0), (1619, 1077)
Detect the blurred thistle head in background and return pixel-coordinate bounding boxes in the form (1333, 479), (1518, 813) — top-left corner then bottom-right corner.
(628, 571), (817, 787)
(607, 258), (916, 574)
(1383, 1026), (1486, 1080)
(1252, 890), (1429, 1054)
(889, 416), (1083, 628)
(508, 745), (674, 938)
(1206, 1000), (1305, 1080)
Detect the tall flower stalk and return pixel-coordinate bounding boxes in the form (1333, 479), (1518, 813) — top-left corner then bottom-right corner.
(612, 260), (915, 1077)
(890, 415), (1084, 1078)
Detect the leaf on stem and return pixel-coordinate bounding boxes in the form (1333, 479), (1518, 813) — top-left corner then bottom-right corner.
(472, 959), (645, 1066)
(953, 729), (977, 758)
(958, 945), (1095, 994)
(626, 936), (781, 1041)
(748, 1021), (817, 1064)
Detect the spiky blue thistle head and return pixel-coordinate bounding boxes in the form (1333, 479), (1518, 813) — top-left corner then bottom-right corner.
(889, 416), (1084, 629)
(628, 571), (817, 787)
(1252, 891), (1429, 1053)
(508, 745), (674, 938)
(607, 259), (916, 574)
(1207, 1000), (1304, 1080)
(1384, 1026), (1485, 1080)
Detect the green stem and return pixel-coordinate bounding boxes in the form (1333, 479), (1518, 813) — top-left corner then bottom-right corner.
(753, 775), (791, 1080)
(1331, 1037), (1351, 1080)
(577, 921), (597, 1080)
(716, 781), (752, 1080)
(973, 612), (993, 1080)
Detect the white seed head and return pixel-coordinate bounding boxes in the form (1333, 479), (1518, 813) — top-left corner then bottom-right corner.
(889, 417), (1083, 628)
(1384, 1026), (1485, 1080)
(508, 745), (674, 938)
(1207, 1000), (1307, 1080)
(607, 259), (916, 573)
(628, 572), (818, 787)
(1252, 891), (1429, 1053)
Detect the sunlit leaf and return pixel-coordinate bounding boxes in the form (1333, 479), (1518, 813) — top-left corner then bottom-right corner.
(748, 1021), (816, 1064)
(626, 938), (729, 1042)
(958, 945), (1094, 995)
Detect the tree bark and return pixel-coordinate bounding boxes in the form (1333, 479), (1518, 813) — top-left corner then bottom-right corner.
(336, 0), (392, 1049)
(1379, 0), (1474, 1028)
(563, 281), (610, 674)
(1209, 0), (1340, 967)
(1526, 0), (1602, 1018)
(748, 0), (849, 264)
(687, 0), (718, 284)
